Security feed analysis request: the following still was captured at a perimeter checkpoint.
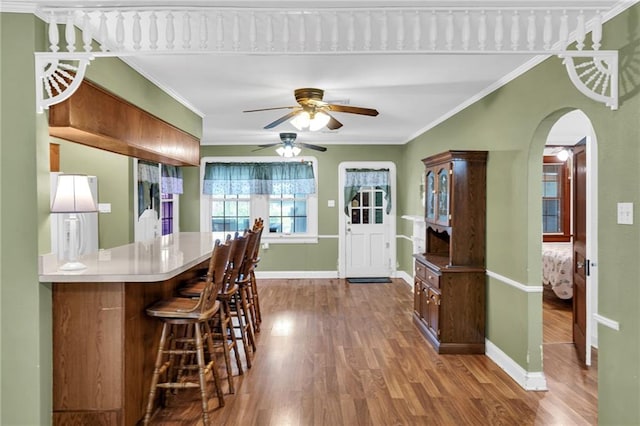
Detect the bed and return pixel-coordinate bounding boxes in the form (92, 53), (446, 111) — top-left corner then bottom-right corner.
(542, 243), (573, 299)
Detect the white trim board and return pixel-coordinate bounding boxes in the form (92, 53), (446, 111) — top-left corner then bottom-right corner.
(485, 339), (548, 391)
(486, 270), (543, 293)
(594, 313), (620, 331)
(488, 269), (620, 330)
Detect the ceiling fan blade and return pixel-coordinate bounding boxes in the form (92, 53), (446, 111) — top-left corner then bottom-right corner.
(252, 145), (278, 152)
(243, 106), (297, 113)
(257, 143), (281, 148)
(264, 110), (301, 129)
(326, 104), (379, 116)
(298, 142), (327, 152)
(326, 114), (343, 130)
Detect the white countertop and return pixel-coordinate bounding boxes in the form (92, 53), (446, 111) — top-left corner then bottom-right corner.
(39, 232), (218, 283)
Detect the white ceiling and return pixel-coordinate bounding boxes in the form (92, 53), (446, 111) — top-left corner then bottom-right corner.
(6, 0), (630, 148)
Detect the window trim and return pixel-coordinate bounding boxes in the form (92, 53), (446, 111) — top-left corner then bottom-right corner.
(542, 155), (571, 243)
(200, 156), (319, 244)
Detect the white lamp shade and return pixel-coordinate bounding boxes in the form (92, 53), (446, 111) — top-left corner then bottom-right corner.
(276, 145), (302, 157)
(51, 174), (97, 213)
(290, 111), (311, 130)
(309, 111), (331, 131)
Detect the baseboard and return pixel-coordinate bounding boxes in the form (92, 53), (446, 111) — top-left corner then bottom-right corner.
(255, 271), (339, 279)
(394, 270), (413, 287)
(485, 339), (548, 391)
(255, 270), (415, 283)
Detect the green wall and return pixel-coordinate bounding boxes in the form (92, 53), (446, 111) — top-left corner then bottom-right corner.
(1, 13), (50, 425)
(0, 13), (203, 425)
(56, 139), (132, 248)
(398, 5), (640, 424)
(193, 144), (404, 271)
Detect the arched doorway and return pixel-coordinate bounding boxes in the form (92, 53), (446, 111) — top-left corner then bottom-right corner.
(527, 108), (599, 373)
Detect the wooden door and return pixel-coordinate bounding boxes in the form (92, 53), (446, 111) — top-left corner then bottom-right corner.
(573, 143), (588, 364)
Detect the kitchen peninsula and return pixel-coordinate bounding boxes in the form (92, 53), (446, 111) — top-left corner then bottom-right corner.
(39, 232), (218, 426)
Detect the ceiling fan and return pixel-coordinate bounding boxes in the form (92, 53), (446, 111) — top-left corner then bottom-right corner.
(243, 87), (379, 131)
(254, 132), (327, 157)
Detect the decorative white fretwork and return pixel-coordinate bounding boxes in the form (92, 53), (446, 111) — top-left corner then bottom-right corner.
(33, 5), (620, 112)
(35, 53), (93, 113)
(560, 51), (618, 110)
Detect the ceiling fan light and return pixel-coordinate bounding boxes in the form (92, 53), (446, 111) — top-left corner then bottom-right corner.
(291, 111), (310, 130)
(276, 145), (301, 158)
(309, 111), (330, 131)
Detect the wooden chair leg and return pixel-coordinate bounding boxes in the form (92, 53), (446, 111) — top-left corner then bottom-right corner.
(231, 293), (252, 369)
(203, 321), (225, 408)
(250, 271), (262, 325)
(144, 322), (169, 425)
(245, 283), (260, 333)
(224, 299), (244, 376)
(215, 310), (235, 394)
(239, 285), (257, 352)
(194, 323), (210, 425)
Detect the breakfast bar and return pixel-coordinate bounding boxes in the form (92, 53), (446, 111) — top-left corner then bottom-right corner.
(39, 232), (218, 426)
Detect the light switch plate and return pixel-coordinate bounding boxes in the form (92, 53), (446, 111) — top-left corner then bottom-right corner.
(327, 199), (335, 207)
(617, 202), (633, 225)
(98, 203), (111, 213)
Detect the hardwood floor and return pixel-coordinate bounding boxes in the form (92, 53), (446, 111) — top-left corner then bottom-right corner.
(149, 279), (597, 425)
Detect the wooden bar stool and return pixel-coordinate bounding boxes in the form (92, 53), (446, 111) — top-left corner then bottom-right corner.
(236, 228), (261, 350)
(180, 233), (251, 387)
(249, 219), (264, 327)
(143, 240), (231, 426)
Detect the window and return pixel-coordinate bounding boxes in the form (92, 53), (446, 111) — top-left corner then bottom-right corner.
(269, 192), (308, 233)
(211, 194), (251, 237)
(161, 193), (174, 235)
(349, 187), (385, 225)
(200, 157), (318, 244)
(542, 156), (571, 242)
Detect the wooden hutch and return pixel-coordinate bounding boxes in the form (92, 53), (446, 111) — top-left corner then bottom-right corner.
(413, 150), (487, 354)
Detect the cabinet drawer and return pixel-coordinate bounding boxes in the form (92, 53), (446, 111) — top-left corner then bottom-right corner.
(425, 269), (440, 289)
(415, 262), (427, 280)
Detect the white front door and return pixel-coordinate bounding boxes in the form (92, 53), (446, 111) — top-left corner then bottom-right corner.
(345, 186), (390, 277)
(339, 162), (396, 278)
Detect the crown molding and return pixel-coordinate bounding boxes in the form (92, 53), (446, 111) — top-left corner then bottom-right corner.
(0, 2), (38, 13)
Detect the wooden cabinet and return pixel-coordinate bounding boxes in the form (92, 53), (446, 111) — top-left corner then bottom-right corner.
(413, 150), (487, 354)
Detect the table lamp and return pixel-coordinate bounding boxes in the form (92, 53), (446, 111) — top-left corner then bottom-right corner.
(50, 174), (98, 271)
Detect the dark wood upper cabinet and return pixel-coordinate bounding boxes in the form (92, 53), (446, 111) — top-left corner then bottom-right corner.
(414, 150), (488, 354)
(49, 79), (200, 166)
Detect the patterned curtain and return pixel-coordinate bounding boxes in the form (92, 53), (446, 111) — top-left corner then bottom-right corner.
(161, 165), (183, 194)
(203, 162), (316, 195)
(343, 169), (391, 215)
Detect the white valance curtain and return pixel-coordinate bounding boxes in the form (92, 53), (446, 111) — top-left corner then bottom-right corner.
(343, 168), (391, 215)
(203, 162), (316, 195)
